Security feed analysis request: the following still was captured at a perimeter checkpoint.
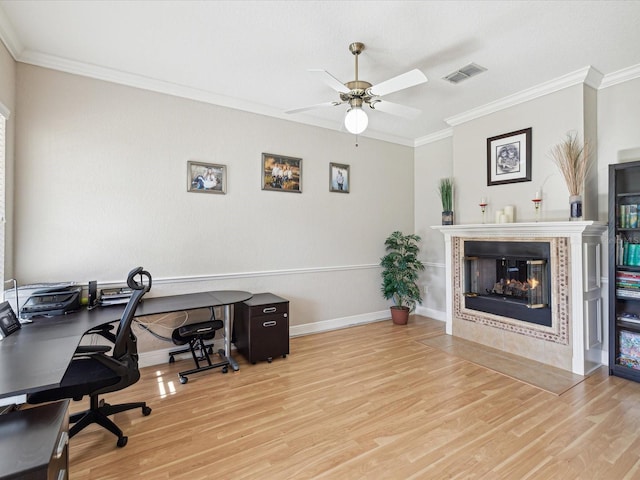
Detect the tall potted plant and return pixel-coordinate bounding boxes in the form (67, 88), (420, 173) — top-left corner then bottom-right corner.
(438, 177), (454, 225)
(380, 231), (425, 325)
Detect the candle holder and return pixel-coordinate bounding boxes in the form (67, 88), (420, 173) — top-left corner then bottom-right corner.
(532, 198), (542, 222)
(479, 202), (488, 224)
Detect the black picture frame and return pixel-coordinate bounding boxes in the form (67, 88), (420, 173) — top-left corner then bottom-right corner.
(0, 301), (20, 338)
(487, 128), (532, 186)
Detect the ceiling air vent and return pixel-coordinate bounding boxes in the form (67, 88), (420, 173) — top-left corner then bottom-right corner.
(443, 63), (487, 84)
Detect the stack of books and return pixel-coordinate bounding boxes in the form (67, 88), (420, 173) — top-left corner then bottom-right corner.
(616, 271), (640, 299)
(620, 204), (640, 228)
(616, 235), (640, 266)
(99, 287), (132, 306)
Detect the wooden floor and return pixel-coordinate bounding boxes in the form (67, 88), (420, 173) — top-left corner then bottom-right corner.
(68, 316), (640, 479)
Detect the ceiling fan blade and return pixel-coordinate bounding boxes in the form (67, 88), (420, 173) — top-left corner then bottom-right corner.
(368, 69), (428, 97)
(370, 100), (422, 119)
(285, 101), (341, 115)
(308, 69), (350, 94)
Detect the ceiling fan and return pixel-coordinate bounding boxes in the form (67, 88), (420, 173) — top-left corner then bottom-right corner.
(285, 42), (428, 134)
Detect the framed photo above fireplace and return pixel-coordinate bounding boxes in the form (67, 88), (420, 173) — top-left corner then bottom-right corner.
(486, 128), (532, 186)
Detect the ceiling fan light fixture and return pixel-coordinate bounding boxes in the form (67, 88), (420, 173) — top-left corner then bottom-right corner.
(344, 107), (368, 134)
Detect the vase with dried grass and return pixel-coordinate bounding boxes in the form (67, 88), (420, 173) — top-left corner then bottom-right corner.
(549, 132), (590, 221)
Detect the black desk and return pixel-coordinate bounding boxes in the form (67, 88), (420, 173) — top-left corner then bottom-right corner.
(0, 290), (252, 400)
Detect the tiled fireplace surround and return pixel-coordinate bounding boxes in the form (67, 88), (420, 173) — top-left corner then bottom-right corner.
(433, 222), (607, 375)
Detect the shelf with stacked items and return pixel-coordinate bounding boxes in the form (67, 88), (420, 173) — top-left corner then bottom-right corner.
(609, 160), (640, 381)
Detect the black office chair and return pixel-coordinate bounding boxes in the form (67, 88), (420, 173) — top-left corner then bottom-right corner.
(28, 267), (153, 448)
(168, 306), (229, 384)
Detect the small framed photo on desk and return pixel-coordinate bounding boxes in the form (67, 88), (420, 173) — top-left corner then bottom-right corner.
(0, 301), (21, 339)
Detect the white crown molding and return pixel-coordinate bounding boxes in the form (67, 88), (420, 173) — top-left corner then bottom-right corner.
(16, 49), (415, 147)
(6, 27), (638, 147)
(18, 49), (288, 116)
(600, 63), (640, 89)
(445, 66), (603, 127)
(414, 128), (453, 147)
(0, 4), (22, 59)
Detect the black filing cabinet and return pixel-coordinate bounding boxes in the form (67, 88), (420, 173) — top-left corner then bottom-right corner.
(235, 293), (289, 364)
(0, 400), (69, 480)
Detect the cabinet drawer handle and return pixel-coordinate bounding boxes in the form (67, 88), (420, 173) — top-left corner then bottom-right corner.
(54, 431), (68, 459)
(263, 307), (277, 314)
(57, 469), (67, 480)
(263, 321), (277, 327)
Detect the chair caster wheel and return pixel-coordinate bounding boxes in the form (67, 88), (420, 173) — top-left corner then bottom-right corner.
(142, 406), (152, 416)
(222, 366), (228, 374)
(267, 357), (273, 363)
(117, 436), (128, 448)
(179, 376), (188, 384)
(169, 356), (175, 364)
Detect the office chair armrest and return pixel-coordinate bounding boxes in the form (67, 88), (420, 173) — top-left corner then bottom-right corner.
(86, 324), (117, 344)
(74, 345), (112, 355)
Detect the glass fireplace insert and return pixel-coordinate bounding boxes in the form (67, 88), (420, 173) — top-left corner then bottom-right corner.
(463, 240), (551, 327)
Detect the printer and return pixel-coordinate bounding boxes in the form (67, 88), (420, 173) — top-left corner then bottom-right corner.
(20, 286), (82, 319)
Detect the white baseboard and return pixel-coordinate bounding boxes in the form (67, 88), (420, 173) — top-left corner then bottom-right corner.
(139, 310), (390, 367)
(138, 308), (445, 368)
(289, 310), (389, 337)
(415, 305), (446, 322)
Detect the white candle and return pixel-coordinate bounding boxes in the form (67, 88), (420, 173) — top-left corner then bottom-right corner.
(495, 209), (504, 224)
(504, 205), (515, 223)
(534, 191), (541, 200)
(499, 214), (507, 223)
(481, 197), (487, 204)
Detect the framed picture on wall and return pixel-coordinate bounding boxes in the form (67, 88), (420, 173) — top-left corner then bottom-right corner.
(262, 153), (302, 193)
(487, 127), (532, 186)
(329, 162), (350, 193)
(187, 161), (227, 194)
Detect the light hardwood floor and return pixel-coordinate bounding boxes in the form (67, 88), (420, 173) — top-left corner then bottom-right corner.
(68, 316), (640, 479)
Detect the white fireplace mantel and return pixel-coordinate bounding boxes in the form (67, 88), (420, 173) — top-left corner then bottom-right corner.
(432, 221), (607, 238)
(432, 221), (608, 375)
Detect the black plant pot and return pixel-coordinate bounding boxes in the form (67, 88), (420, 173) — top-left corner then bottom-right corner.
(442, 210), (454, 225)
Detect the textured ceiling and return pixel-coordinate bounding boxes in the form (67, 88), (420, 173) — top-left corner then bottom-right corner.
(1, 1), (640, 145)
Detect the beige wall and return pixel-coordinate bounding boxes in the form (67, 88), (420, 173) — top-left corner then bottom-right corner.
(13, 64), (415, 331)
(597, 76), (640, 220)
(6, 53), (640, 354)
(414, 135), (452, 317)
(452, 84), (590, 225)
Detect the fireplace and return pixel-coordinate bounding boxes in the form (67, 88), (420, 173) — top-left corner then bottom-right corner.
(463, 240), (551, 327)
(432, 222), (607, 375)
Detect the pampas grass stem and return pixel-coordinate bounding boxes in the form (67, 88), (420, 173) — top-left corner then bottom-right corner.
(549, 132), (590, 197)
